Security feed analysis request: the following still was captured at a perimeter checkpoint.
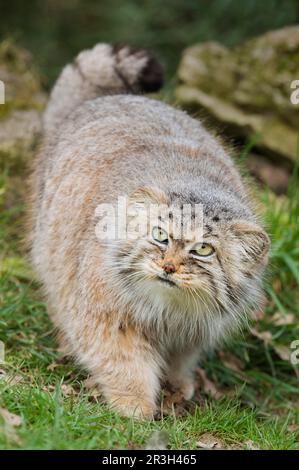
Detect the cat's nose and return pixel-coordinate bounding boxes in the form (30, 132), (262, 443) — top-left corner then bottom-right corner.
(163, 262), (176, 274)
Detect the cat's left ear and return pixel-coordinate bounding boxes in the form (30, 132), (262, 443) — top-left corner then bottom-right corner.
(231, 221), (270, 269)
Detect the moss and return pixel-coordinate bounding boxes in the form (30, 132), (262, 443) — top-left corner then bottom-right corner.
(0, 40), (45, 174)
(176, 26), (299, 162)
(0, 40), (35, 75)
(0, 40), (46, 120)
(0, 102), (15, 120)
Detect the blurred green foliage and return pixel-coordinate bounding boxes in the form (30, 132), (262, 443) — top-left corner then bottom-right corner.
(1, 0), (299, 87)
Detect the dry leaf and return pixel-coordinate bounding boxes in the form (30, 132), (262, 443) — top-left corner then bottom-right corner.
(42, 384), (55, 393)
(161, 388), (190, 417)
(0, 423), (23, 446)
(271, 312), (295, 326)
(47, 362), (59, 371)
(196, 367), (223, 399)
(250, 328), (273, 344)
(7, 374), (23, 386)
(0, 408), (22, 427)
(0, 408), (23, 446)
(61, 384), (77, 397)
(196, 433), (223, 449)
(274, 345), (290, 361)
(144, 430), (169, 450)
(219, 351), (245, 372)
(287, 424), (299, 433)
(42, 383), (77, 397)
(0, 369), (23, 386)
(245, 440), (260, 450)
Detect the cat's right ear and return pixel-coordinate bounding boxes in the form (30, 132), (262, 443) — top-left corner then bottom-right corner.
(129, 186), (169, 206)
(126, 187), (169, 238)
(127, 186), (169, 223)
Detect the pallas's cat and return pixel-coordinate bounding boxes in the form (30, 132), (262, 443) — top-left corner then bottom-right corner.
(29, 44), (270, 417)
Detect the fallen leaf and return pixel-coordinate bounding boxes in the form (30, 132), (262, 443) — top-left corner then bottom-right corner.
(144, 430), (169, 450)
(273, 345), (290, 361)
(287, 424), (299, 433)
(271, 312), (295, 326)
(6, 374), (23, 386)
(196, 368), (223, 399)
(47, 362), (59, 371)
(250, 328), (273, 344)
(41, 383), (77, 397)
(0, 408), (22, 427)
(61, 384), (77, 397)
(160, 387), (190, 417)
(0, 423), (23, 446)
(219, 351), (245, 372)
(42, 384), (55, 393)
(196, 433), (223, 449)
(0, 408), (23, 446)
(245, 440), (260, 450)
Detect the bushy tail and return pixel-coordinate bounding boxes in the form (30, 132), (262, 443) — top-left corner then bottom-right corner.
(43, 43), (164, 135)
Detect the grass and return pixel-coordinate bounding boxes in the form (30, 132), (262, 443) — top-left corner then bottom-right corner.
(0, 145), (299, 450)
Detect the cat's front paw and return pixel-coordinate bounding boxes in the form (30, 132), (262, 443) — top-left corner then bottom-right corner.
(179, 379), (195, 401)
(108, 394), (156, 420)
(167, 376), (196, 401)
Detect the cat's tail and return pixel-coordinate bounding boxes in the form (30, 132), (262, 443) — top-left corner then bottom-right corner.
(43, 43), (164, 135)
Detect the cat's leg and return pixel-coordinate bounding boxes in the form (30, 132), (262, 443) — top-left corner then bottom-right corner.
(80, 322), (163, 419)
(44, 43), (163, 134)
(166, 349), (200, 400)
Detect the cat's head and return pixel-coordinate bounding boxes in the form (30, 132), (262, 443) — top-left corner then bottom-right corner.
(106, 185), (270, 335)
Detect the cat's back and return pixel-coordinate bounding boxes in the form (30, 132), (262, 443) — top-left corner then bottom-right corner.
(45, 94), (241, 198)
(62, 94), (201, 141)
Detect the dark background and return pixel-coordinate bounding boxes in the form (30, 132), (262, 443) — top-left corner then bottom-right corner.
(1, 0), (299, 86)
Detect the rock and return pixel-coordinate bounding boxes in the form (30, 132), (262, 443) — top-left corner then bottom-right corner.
(247, 153), (290, 194)
(176, 26), (299, 163)
(0, 40), (46, 165)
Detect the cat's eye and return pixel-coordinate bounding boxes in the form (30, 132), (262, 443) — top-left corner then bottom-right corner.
(152, 226), (168, 244)
(191, 243), (214, 257)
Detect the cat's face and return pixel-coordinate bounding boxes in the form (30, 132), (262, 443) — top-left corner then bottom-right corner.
(108, 186), (270, 326)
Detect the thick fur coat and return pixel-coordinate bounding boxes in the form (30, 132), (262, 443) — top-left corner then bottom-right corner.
(29, 44), (270, 417)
